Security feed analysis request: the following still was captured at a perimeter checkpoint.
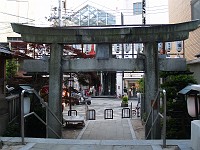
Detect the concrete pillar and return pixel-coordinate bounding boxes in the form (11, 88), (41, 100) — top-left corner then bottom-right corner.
(144, 42), (160, 139)
(191, 120), (200, 150)
(48, 43), (63, 138)
(96, 44), (113, 95)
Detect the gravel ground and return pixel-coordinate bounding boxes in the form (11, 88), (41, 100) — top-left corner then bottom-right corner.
(131, 119), (145, 139)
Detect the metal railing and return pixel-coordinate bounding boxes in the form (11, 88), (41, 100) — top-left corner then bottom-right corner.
(6, 94), (20, 124)
(144, 89), (167, 148)
(21, 89), (63, 144)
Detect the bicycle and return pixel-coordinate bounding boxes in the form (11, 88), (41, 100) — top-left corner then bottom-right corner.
(132, 102), (140, 117)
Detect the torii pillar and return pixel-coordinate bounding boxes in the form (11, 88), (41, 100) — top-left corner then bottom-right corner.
(48, 43), (63, 138)
(144, 42), (160, 139)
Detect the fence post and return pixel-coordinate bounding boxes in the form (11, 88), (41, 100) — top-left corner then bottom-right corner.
(163, 89), (166, 148)
(20, 90), (25, 145)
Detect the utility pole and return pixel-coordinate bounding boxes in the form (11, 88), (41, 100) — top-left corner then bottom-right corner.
(58, 0), (62, 26)
(142, 0), (146, 25)
(121, 12), (124, 95)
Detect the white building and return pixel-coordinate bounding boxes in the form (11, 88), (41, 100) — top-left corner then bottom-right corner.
(113, 0), (169, 97)
(0, 0), (51, 42)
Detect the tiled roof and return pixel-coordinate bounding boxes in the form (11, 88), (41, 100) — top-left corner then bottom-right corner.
(0, 45), (12, 55)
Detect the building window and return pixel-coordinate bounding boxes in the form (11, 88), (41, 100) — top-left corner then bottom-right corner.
(133, 2), (142, 15)
(191, 0), (200, 20)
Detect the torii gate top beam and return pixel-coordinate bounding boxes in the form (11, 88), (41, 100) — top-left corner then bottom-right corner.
(11, 20), (199, 44)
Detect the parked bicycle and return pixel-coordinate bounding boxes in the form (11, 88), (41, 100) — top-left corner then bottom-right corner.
(132, 102), (140, 117)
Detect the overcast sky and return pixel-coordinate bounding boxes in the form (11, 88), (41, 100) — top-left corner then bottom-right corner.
(37, 0), (168, 25)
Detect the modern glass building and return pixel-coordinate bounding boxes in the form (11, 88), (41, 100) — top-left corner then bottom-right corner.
(70, 4), (116, 26)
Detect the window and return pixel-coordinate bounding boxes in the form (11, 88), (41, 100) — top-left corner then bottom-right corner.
(133, 2), (142, 15)
(191, 0), (200, 20)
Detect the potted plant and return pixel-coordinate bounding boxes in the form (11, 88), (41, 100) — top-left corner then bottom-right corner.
(121, 94), (128, 107)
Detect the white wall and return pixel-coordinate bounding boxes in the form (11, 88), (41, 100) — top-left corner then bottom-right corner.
(146, 0), (169, 24)
(0, 0), (51, 42)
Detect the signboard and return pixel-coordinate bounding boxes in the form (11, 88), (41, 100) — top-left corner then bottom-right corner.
(165, 42), (172, 52)
(158, 42), (163, 51)
(176, 41), (183, 52)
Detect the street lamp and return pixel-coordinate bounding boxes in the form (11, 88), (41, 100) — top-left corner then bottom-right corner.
(178, 84), (200, 119)
(68, 76), (74, 116)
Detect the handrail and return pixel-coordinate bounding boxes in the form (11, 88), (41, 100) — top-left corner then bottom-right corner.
(24, 112), (61, 138)
(144, 90), (160, 127)
(21, 89), (63, 144)
(6, 94), (20, 124)
(144, 89), (167, 148)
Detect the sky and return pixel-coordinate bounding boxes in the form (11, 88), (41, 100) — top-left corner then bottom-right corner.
(1, 0), (169, 27)
(0, 0), (168, 42)
(45, 0), (169, 25)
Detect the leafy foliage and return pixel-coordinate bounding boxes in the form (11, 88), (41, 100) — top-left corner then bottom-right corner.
(3, 123), (20, 137)
(161, 73), (197, 139)
(137, 78), (144, 93)
(6, 59), (18, 79)
(77, 72), (100, 87)
(122, 95), (128, 104)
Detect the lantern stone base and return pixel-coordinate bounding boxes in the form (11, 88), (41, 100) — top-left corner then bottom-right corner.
(191, 120), (200, 150)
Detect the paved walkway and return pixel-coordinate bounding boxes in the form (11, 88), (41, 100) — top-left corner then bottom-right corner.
(78, 119), (136, 140)
(0, 98), (193, 149)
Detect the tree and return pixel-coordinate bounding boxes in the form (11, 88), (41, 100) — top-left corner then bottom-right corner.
(6, 59), (18, 80)
(137, 78), (144, 93)
(160, 72), (197, 139)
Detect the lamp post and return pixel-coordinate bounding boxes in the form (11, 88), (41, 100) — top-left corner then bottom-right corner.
(68, 75), (74, 116)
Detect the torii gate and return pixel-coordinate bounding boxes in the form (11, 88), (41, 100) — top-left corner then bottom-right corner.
(11, 20), (200, 139)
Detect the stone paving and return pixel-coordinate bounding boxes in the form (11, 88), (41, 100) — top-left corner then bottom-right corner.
(63, 97), (139, 120)
(62, 97), (139, 140)
(78, 119), (135, 140)
(0, 97), (193, 150)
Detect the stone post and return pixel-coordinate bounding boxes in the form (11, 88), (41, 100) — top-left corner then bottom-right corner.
(48, 43), (63, 138)
(144, 42), (160, 139)
(191, 120), (200, 150)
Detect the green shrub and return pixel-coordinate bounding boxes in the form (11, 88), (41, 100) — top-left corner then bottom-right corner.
(122, 96), (128, 104)
(3, 123), (20, 137)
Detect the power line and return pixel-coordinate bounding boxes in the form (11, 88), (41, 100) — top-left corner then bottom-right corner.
(0, 11), (35, 22)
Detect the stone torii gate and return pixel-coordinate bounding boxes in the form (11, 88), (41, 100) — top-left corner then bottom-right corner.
(11, 20), (199, 139)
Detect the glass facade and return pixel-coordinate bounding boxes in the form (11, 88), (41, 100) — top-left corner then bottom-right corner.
(133, 2), (142, 15)
(191, 0), (200, 20)
(70, 4), (116, 26)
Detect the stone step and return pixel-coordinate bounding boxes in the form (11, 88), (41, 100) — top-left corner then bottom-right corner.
(0, 137), (192, 150)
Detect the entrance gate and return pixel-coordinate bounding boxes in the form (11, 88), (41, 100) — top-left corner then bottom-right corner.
(11, 20), (200, 139)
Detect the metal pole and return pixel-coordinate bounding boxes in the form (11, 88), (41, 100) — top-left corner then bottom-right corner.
(46, 105), (48, 137)
(121, 12), (124, 96)
(69, 73), (72, 116)
(20, 90), (25, 145)
(151, 105), (154, 139)
(142, 0), (146, 25)
(58, 0), (62, 26)
(163, 89), (166, 148)
(195, 93), (198, 120)
(131, 102), (132, 119)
